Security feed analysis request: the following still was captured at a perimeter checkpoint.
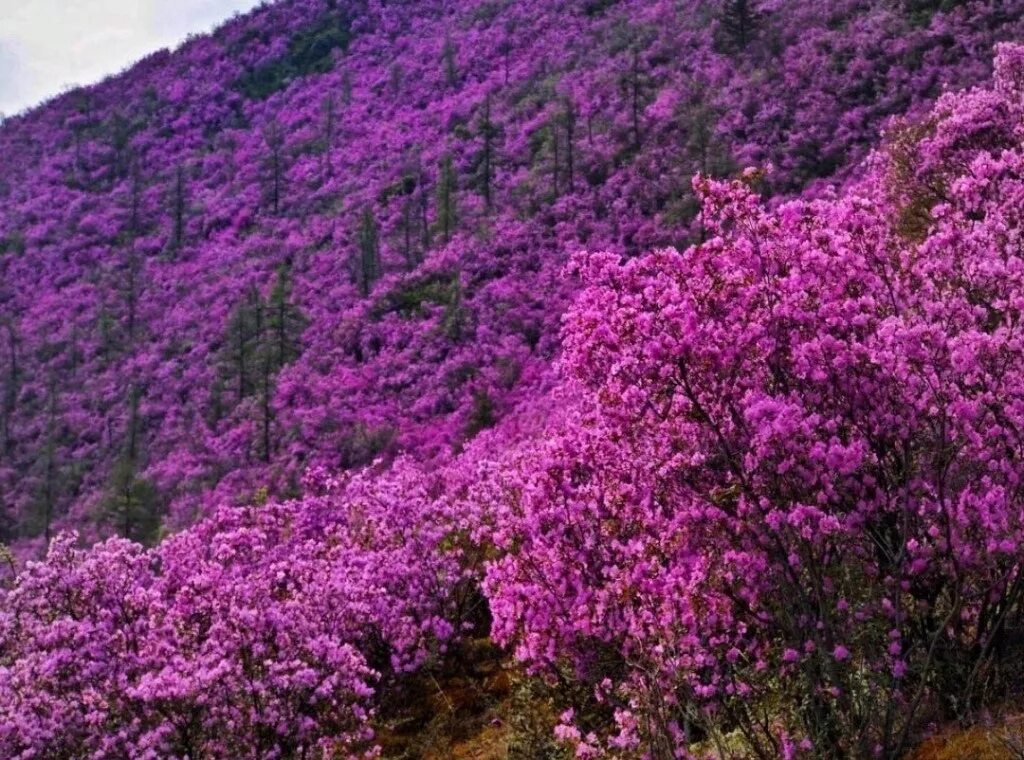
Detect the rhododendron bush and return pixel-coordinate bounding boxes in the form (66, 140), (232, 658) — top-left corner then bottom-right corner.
(0, 460), (469, 757)
(481, 44), (1024, 758)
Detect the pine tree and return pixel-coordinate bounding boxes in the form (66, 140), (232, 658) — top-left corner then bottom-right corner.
(170, 164), (187, 251)
(356, 208), (381, 297)
(436, 154), (458, 244)
(551, 119), (561, 199)
(320, 94), (337, 179)
(627, 49), (644, 149)
(719, 0), (761, 51)
(442, 34), (459, 88)
(122, 248), (143, 348)
(211, 270), (305, 452)
(564, 96), (577, 192)
(107, 112), (133, 182)
(101, 385), (161, 543)
(1, 322), (18, 456)
(266, 263), (305, 370)
(127, 157), (144, 238)
(401, 196), (417, 269)
(479, 94), (496, 211)
(264, 120), (286, 216)
(226, 293), (260, 402)
(33, 377), (60, 542)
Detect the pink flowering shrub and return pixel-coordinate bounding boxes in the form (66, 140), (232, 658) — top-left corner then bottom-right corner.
(0, 459), (464, 757)
(482, 44), (1024, 758)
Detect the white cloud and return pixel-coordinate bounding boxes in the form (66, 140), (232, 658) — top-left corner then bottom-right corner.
(0, 0), (262, 116)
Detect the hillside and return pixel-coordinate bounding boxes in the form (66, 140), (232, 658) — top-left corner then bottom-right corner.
(1, 0), (1022, 546)
(4, 1), (1024, 758)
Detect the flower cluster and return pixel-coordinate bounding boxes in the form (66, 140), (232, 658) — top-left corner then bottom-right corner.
(0, 459), (462, 757)
(481, 43), (1024, 757)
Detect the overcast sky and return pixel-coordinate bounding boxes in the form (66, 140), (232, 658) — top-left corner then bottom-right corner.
(0, 0), (264, 116)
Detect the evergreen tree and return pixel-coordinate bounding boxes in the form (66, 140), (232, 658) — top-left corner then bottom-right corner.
(211, 271), (305, 456)
(107, 112), (134, 182)
(626, 48), (645, 149)
(356, 208), (381, 297)
(719, 0), (761, 51)
(266, 263), (305, 370)
(436, 154), (458, 244)
(31, 376), (60, 542)
(100, 385), (161, 544)
(264, 120), (286, 216)
(479, 93), (496, 211)
(1, 322), (18, 456)
(551, 118), (561, 198)
(170, 164), (187, 252)
(564, 95), (577, 192)
(127, 157), (144, 238)
(224, 293), (259, 403)
(320, 94), (337, 179)
(442, 33), (459, 88)
(121, 248), (143, 349)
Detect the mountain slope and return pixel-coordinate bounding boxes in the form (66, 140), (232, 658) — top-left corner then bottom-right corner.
(2, 0), (1022, 546)
(5, 2), (1024, 757)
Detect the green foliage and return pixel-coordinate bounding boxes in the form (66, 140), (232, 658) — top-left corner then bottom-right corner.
(356, 208), (381, 297)
(716, 0), (763, 52)
(0, 231), (26, 257)
(903, 0), (966, 26)
(237, 12), (353, 99)
(98, 386), (162, 544)
(582, 0), (619, 16)
(101, 458), (161, 544)
(435, 154), (458, 244)
(212, 264), (305, 429)
(267, 263), (306, 368)
(464, 388), (496, 439)
(372, 272), (457, 320)
(341, 423), (395, 468)
(442, 34), (459, 88)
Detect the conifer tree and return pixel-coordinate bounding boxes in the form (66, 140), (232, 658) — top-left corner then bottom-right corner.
(122, 248), (143, 348)
(320, 94), (337, 179)
(626, 49), (644, 149)
(224, 293), (258, 403)
(551, 119), (561, 198)
(442, 34), (459, 88)
(564, 96), (577, 192)
(264, 120), (286, 216)
(266, 263), (305, 370)
(479, 94), (496, 211)
(1, 322), (18, 456)
(101, 385), (160, 544)
(170, 164), (187, 252)
(31, 376), (60, 542)
(356, 208), (381, 297)
(436, 155), (458, 244)
(127, 157), (144, 238)
(107, 112), (133, 182)
(719, 0), (761, 51)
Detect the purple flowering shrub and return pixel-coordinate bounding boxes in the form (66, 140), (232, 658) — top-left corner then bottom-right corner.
(0, 459), (465, 757)
(479, 44), (1024, 758)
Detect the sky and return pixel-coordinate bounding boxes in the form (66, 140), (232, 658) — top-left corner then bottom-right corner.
(0, 0), (264, 116)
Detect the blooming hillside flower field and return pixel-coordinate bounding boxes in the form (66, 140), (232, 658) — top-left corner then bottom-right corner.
(3, 0), (1024, 757)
